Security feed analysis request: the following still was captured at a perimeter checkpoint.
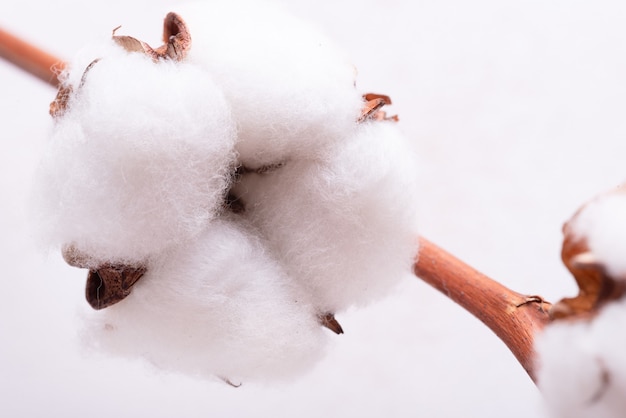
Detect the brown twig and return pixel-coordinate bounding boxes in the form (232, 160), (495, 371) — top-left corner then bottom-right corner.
(0, 27), (63, 87)
(414, 237), (552, 382)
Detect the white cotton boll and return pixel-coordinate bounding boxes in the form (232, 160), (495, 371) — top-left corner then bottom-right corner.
(234, 121), (420, 313)
(569, 192), (626, 279)
(171, 1), (363, 168)
(536, 300), (626, 418)
(81, 217), (328, 382)
(33, 41), (237, 266)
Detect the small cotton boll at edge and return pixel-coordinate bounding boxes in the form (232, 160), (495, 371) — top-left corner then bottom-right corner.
(82, 217), (328, 382)
(569, 192), (626, 279)
(172, 0), (363, 168)
(536, 299), (626, 418)
(33, 42), (237, 266)
(234, 121), (420, 313)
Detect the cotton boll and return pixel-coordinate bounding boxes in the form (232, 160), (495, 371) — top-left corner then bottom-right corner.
(171, 1), (363, 168)
(234, 121), (420, 313)
(82, 217), (328, 382)
(537, 300), (626, 418)
(33, 41), (237, 266)
(568, 192), (626, 279)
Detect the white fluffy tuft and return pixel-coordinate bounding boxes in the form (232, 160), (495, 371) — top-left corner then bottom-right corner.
(537, 300), (626, 418)
(174, 1), (363, 169)
(569, 192), (626, 279)
(234, 121), (420, 312)
(82, 217), (328, 382)
(33, 42), (237, 266)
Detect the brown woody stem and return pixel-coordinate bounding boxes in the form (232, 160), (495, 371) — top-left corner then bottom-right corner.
(414, 237), (552, 382)
(0, 28), (63, 87)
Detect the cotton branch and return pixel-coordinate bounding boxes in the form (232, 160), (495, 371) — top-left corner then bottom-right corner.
(0, 27), (63, 86)
(414, 237), (552, 382)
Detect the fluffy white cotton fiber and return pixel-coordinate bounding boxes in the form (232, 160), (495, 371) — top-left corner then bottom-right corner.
(537, 300), (626, 418)
(233, 121), (420, 313)
(83, 217), (327, 382)
(567, 191), (626, 279)
(174, 1), (364, 169)
(34, 42), (236, 266)
(33, 0), (422, 382)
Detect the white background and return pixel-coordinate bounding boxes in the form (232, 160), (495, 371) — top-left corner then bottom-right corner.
(2, 0), (626, 416)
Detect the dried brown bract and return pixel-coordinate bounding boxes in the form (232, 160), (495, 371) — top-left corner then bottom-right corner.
(112, 12), (191, 62)
(551, 190), (626, 320)
(49, 84), (73, 118)
(48, 58), (100, 118)
(63, 245), (146, 309)
(358, 92), (398, 122)
(85, 264), (146, 310)
(319, 312), (344, 334)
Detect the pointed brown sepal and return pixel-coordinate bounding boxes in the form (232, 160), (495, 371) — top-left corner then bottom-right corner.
(49, 84), (73, 118)
(62, 245), (146, 310)
(161, 12), (191, 61)
(111, 25), (148, 54)
(319, 312), (344, 334)
(358, 92), (398, 122)
(358, 97), (386, 122)
(86, 264), (147, 310)
(112, 12), (191, 62)
(49, 58), (100, 119)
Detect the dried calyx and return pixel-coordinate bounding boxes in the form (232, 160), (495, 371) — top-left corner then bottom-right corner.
(551, 188), (626, 320)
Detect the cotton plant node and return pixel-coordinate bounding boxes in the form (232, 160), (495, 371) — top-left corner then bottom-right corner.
(414, 238), (552, 381)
